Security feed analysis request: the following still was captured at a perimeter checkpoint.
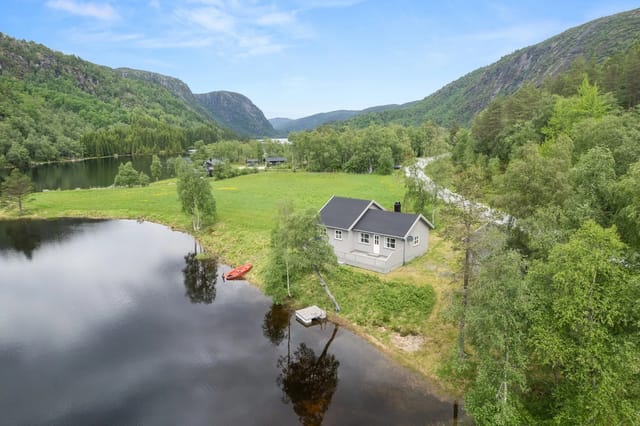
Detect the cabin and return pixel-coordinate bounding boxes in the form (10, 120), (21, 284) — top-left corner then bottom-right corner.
(265, 156), (287, 167)
(319, 196), (434, 273)
(246, 158), (260, 167)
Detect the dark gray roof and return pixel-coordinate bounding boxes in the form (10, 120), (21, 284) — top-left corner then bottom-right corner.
(319, 196), (377, 230)
(353, 209), (428, 238)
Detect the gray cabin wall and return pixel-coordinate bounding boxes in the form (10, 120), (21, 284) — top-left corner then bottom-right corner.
(403, 220), (430, 263)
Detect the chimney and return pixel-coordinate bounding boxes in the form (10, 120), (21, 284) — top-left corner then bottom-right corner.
(394, 201), (401, 212)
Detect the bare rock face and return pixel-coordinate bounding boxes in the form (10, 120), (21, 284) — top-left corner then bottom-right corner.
(195, 90), (276, 137)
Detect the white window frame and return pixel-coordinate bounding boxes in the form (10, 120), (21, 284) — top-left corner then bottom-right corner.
(385, 237), (396, 249)
(360, 232), (370, 244)
(335, 230), (342, 240)
(413, 235), (420, 246)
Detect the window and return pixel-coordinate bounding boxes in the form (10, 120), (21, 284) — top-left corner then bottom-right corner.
(360, 233), (370, 244)
(335, 230), (342, 240)
(385, 237), (396, 249)
(413, 235), (420, 246)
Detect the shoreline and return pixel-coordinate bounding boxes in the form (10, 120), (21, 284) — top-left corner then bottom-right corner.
(1, 212), (460, 402)
(0, 172), (461, 402)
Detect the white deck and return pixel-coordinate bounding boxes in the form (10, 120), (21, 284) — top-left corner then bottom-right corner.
(295, 305), (327, 326)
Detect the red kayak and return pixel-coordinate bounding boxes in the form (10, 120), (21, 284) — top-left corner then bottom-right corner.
(224, 263), (253, 280)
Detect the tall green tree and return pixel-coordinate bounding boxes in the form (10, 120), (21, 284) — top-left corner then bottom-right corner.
(150, 154), (163, 181)
(495, 137), (571, 219)
(611, 161), (640, 249)
(176, 162), (216, 231)
(444, 165), (486, 362)
(567, 145), (616, 226)
(465, 244), (530, 425)
(543, 78), (617, 138)
(263, 205), (339, 310)
(1, 168), (33, 215)
(5, 141), (30, 168)
(527, 221), (640, 424)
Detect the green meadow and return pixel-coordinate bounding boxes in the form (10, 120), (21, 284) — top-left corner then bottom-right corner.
(7, 170), (458, 393)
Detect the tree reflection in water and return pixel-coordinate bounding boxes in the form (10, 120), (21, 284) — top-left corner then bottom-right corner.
(262, 304), (293, 346)
(182, 241), (218, 304)
(277, 325), (340, 426)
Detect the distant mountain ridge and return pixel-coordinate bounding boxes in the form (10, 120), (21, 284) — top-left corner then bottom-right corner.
(342, 8), (640, 128)
(115, 68), (276, 137)
(269, 104), (404, 134)
(195, 91), (276, 137)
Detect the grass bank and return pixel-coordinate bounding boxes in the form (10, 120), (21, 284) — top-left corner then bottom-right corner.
(3, 170), (459, 396)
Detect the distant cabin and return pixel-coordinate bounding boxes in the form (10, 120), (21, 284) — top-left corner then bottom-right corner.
(265, 156), (287, 166)
(319, 196), (434, 273)
(246, 158), (260, 167)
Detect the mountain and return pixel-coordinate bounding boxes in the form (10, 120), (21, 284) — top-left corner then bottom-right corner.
(116, 69), (277, 138)
(270, 104), (403, 134)
(269, 117), (294, 129)
(343, 8), (640, 128)
(195, 91), (276, 138)
(0, 32), (238, 164)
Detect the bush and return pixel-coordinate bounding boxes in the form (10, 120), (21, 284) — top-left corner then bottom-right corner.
(113, 161), (149, 187)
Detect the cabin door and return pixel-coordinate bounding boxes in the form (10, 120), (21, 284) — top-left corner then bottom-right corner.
(373, 235), (380, 255)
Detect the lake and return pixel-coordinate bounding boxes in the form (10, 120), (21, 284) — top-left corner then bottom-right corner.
(0, 219), (462, 425)
(0, 156), (176, 191)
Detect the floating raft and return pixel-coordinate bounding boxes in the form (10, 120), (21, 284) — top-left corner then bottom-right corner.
(295, 305), (327, 326)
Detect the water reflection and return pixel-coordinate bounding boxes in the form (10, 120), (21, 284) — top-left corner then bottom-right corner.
(0, 219), (464, 425)
(278, 325), (340, 426)
(262, 304), (293, 346)
(182, 242), (218, 304)
(0, 218), (97, 259)
(0, 155), (175, 191)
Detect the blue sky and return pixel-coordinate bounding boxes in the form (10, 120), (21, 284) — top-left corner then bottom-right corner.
(1, 1), (638, 118)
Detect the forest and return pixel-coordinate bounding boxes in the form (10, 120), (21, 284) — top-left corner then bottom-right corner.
(0, 34), (233, 168)
(416, 56), (640, 424)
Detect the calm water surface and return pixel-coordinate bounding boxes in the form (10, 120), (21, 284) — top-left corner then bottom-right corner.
(0, 156), (175, 191)
(0, 219), (461, 425)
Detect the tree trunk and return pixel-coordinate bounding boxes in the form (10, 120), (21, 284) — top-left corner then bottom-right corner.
(318, 324), (339, 362)
(314, 268), (340, 312)
(285, 254), (291, 298)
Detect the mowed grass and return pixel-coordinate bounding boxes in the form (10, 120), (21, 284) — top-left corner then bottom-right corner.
(10, 170), (458, 392)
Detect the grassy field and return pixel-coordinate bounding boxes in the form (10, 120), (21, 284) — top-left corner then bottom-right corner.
(4, 170), (459, 395)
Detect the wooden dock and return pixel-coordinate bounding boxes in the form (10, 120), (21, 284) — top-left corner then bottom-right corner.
(295, 305), (327, 326)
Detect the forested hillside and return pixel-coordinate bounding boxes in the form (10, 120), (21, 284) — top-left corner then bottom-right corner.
(345, 8), (640, 128)
(0, 33), (234, 167)
(414, 48), (640, 423)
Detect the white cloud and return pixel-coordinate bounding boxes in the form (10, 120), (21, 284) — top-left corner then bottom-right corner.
(47, 0), (358, 58)
(46, 0), (120, 21)
(176, 6), (236, 34)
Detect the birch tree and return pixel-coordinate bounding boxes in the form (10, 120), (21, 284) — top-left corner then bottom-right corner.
(264, 204), (340, 311)
(465, 247), (530, 425)
(176, 161), (216, 231)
